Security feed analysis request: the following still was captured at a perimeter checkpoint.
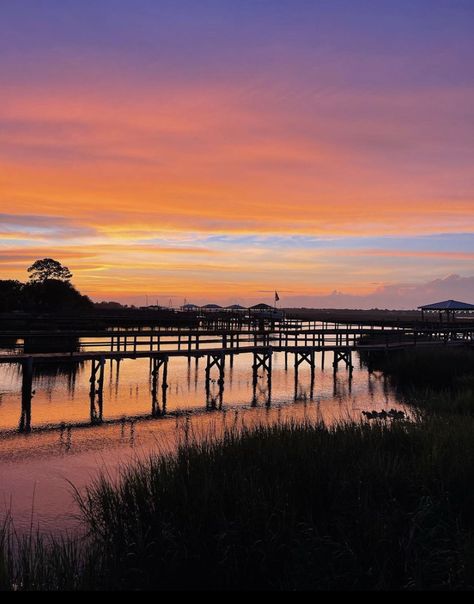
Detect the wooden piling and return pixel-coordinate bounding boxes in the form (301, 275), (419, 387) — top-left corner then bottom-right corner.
(19, 356), (33, 433)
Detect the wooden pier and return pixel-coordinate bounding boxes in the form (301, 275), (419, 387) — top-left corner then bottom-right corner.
(2, 322), (473, 354)
(1, 322), (473, 432)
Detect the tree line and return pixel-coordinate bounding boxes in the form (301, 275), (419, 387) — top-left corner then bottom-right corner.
(0, 258), (93, 313)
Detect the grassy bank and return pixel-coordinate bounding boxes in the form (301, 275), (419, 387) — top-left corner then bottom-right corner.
(2, 412), (474, 591)
(361, 347), (474, 415)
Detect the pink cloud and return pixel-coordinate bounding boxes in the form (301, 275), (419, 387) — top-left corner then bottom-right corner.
(282, 274), (474, 310)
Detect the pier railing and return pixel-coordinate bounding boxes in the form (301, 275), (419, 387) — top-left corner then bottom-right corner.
(1, 322), (473, 355)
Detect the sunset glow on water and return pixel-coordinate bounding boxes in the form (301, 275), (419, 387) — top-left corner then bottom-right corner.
(0, 348), (404, 534)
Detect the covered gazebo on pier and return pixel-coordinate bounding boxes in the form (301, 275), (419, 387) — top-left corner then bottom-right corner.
(418, 299), (474, 322)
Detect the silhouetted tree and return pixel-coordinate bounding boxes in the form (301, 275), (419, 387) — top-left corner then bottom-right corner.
(0, 279), (23, 312)
(27, 258), (73, 283)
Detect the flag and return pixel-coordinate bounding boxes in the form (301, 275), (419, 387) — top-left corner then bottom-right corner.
(275, 291), (280, 302)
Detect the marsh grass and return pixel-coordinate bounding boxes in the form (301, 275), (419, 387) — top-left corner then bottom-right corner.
(0, 512), (94, 591)
(2, 413), (474, 590)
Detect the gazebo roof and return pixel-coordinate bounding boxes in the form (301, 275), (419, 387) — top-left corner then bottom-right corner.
(226, 304), (247, 309)
(202, 303), (222, 309)
(250, 303), (274, 310)
(418, 299), (474, 311)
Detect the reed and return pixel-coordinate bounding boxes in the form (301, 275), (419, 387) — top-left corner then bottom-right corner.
(2, 413), (474, 590)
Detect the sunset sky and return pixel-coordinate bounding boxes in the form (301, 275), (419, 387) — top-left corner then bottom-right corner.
(1, 0), (473, 308)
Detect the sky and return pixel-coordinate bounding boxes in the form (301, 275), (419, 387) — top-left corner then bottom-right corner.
(1, 0), (473, 308)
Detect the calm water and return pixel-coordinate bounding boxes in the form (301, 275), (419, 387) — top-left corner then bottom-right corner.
(0, 344), (404, 535)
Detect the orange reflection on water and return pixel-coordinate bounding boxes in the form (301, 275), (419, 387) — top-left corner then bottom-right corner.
(0, 351), (404, 535)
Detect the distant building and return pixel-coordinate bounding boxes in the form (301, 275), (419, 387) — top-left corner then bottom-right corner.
(225, 304), (247, 311)
(182, 303), (200, 311)
(249, 303), (285, 321)
(201, 303), (222, 311)
(418, 299), (474, 321)
(250, 303), (274, 311)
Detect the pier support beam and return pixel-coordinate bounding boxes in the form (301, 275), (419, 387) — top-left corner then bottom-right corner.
(89, 357), (105, 424)
(19, 356), (34, 433)
(151, 355), (169, 416)
(332, 349), (354, 374)
(252, 350), (272, 383)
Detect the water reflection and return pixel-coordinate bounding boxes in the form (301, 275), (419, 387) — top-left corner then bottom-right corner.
(0, 349), (403, 436)
(251, 373), (272, 407)
(34, 360), (84, 390)
(0, 339), (407, 532)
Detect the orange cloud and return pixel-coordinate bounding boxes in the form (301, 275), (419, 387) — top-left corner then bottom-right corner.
(1, 78), (473, 301)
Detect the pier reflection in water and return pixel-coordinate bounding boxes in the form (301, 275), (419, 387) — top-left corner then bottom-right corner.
(1, 347), (361, 432)
(0, 347), (404, 535)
